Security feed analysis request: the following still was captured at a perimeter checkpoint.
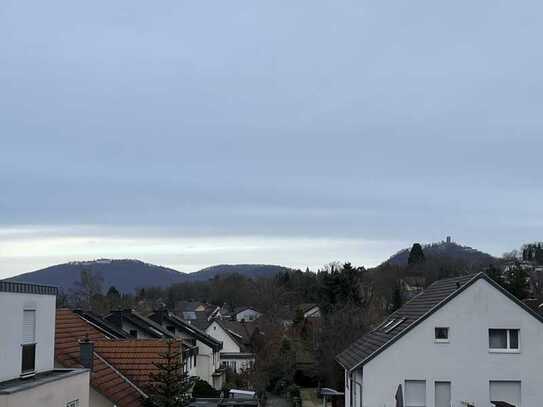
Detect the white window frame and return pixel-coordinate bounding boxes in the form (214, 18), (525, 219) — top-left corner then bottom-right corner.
(434, 327), (449, 343)
(66, 400), (80, 407)
(489, 329), (520, 353)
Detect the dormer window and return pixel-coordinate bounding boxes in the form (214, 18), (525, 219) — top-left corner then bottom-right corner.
(435, 327), (449, 342)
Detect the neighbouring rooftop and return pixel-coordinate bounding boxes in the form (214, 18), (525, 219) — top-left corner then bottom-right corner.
(0, 280), (58, 296)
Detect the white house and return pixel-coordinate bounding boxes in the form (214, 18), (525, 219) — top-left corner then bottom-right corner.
(0, 281), (90, 407)
(149, 309), (225, 389)
(337, 273), (543, 407)
(206, 320), (257, 373)
(231, 307), (261, 322)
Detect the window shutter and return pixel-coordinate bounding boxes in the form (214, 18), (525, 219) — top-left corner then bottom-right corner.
(23, 310), (36, 344)
(405, 380), (426, 407)
(490, 381), (521, 406)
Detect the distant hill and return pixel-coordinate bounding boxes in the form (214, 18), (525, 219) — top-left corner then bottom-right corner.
(382, 238), (497, 268)
(6, 259), (290, 294)
(190, 264), (292, 281)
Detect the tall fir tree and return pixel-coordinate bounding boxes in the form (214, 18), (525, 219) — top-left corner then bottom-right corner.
(144, 340), (191, 407)
(504, 263), (530, 300)
(408, 243), (425, 265)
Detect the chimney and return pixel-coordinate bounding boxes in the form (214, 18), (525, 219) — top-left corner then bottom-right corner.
(79, 335), (94, 371)
(446, 236), (452, 244)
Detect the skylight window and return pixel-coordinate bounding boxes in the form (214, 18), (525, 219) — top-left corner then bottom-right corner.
(385, 318), (406, 333)
(381, 319), (396, 330)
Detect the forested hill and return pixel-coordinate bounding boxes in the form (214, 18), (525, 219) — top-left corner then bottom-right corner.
(382, 239), (497, 267)
(6, 260), (292, 294)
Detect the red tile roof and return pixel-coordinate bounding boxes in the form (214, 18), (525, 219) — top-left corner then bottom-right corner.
(56, 309), (181, 407)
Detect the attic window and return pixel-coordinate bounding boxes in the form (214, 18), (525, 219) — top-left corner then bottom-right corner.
(385, 318), (406, 333)
(435, 327), (449, 342)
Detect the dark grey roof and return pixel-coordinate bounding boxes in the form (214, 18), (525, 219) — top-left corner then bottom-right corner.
(105, 309), (174, 339)
(149, 309), (222, 351)
(73, 309), (129, 339)
(0, 281), (58, 296)
(337, 273), (543, 371)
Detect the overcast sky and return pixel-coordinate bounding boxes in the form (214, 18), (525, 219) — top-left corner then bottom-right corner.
(1, 0), (542, 278)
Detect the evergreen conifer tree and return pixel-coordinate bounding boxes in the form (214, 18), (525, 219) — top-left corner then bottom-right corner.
(144, 340), (191, 407)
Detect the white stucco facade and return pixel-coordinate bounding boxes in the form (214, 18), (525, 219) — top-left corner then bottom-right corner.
(0, 291), (56, 381)
(0, 369), (90, 407)
(0, 285), (90, 407)
(345, 278), (543, 407)
(207, 321), (241, 353)
(206, 321), (255, 373)
(161, 323), (223, 388)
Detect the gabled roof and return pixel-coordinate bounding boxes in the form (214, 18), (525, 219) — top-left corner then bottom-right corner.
(234, 306), (260, 315)
(55, 309), (146, 407)
(212, 320), (258, 353)
(336, 273), (543, 372)
(105, 309), (174, 339)
(94, 339), (180, 386)
(149, 309), (222, 351)
(73, 309), (130, 339)
(56, 309), (183, 407)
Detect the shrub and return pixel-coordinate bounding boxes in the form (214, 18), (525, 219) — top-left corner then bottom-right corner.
(192, 379), (220, 398)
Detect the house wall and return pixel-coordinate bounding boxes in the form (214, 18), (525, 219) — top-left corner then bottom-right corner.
(120, 320), (155, 339)
(206, 321), (241, 353)
(235, 309), (260, 322)
(0, 291), (56, 381)
(89, 386), (116, 407)
(0, 370), (90, 407)
(355, 278), (543, 407)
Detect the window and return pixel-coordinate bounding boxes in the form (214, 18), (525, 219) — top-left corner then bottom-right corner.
(66, 400), (80, 407)
(129, 329), (138, 338)
(435, 327), (449, 342)
(490, 381), (521, 406)
(166, 325), (175, 333)
(405, 380), (426, 407)
(21, 310), (36, 376)
(489, 329), (519, 352)
(223, 361), (237, 371)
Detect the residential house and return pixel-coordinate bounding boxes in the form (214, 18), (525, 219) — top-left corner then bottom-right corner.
(56, 308), (184, 407)
(92, 309), (197, 378)
(232, 307), (261, 322)
(104, 309), (174, 339)
(0, 281), (90, 407)
(206, 320), (258, 373)
(299, 303), (320, 319)
(337, 273), (543, 407)
(149, 309), (225, 389)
